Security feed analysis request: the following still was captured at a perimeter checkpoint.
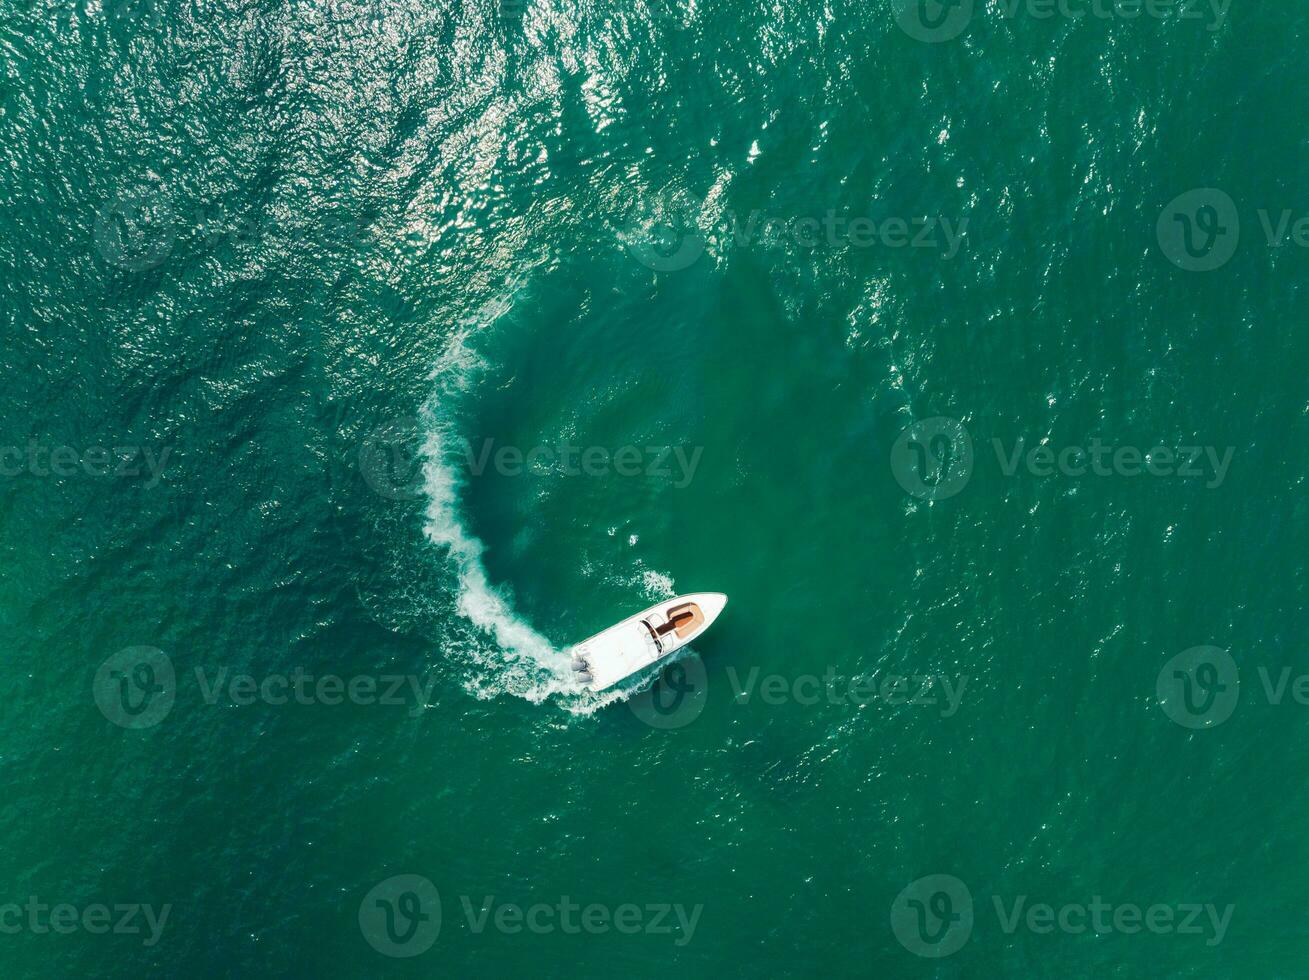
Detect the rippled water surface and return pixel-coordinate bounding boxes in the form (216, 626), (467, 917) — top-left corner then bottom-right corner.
(1, 0), (1306, 975)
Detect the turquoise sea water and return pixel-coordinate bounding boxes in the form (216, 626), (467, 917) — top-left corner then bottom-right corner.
(2, 0), (1307, 975)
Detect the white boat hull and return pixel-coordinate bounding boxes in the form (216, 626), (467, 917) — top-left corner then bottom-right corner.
(570, 592), (728, 691)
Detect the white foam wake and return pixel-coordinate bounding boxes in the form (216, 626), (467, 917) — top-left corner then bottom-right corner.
(418, 309), (687, 714)
(418, 325), (572, 704)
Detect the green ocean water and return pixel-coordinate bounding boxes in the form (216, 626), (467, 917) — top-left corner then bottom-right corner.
(2, 0), (1307, 975)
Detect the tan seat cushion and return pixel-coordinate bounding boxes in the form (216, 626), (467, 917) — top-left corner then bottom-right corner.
(667, 602), (704, 639)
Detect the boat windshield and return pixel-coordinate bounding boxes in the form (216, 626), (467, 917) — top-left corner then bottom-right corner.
(640, 618), (664, 654)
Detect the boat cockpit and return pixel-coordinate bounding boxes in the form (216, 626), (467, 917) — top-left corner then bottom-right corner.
(640, 602), (705, 653)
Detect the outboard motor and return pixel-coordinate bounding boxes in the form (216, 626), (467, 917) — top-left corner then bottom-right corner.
(571, 654), (593, 684)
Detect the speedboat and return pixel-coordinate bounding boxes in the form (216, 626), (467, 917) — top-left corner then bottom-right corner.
(570, 592), (728, 691)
